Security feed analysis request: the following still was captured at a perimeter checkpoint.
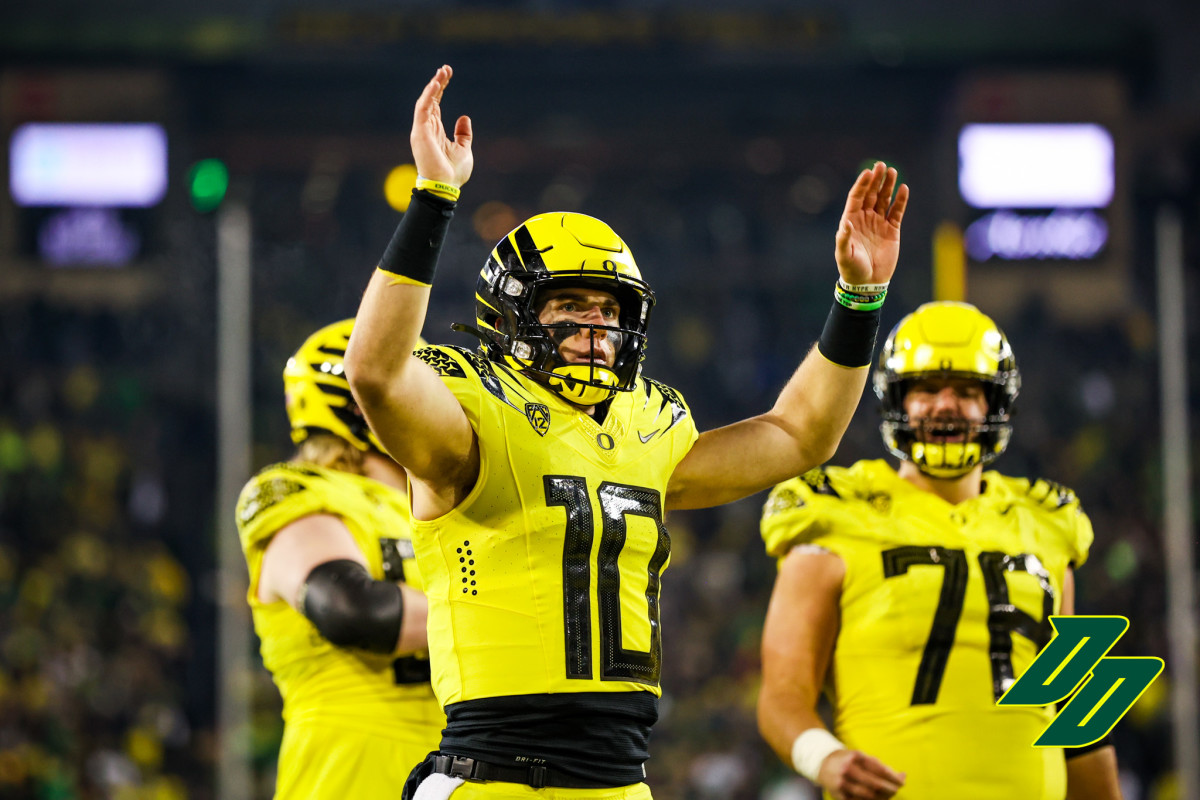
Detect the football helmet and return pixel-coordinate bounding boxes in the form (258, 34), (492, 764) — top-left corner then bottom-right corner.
(873, 301), (1020, 478)
(471, 212), (654, 406)
(284, 319), (425, 453)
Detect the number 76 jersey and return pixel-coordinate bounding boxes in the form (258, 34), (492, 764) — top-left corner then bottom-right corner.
(761, 459), (1094, 800)
(412, 345), (698, 706)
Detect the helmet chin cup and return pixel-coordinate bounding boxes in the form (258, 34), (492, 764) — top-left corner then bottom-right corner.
(548, 364), (619, 406)
(911, 441), (982, 479)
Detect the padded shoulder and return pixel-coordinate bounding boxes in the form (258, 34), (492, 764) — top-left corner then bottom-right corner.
(761, 466), (855, 558)
(639, 376), (694, 431)
(1026, 476), (1093, 567)
(987, 473), (1094, 567)
(235, 462), (337, 550)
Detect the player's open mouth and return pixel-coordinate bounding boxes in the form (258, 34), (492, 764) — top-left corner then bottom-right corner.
(918, 420), (971, 443)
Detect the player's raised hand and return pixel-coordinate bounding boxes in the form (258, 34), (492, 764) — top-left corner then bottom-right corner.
(834, 161), (908, 286)
(818, 748), (906, 800)
(411, 64), (473, 188)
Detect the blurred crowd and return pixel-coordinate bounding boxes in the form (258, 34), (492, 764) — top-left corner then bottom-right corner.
(0, 301), (214, 799)
(0, 131), (1192, 800)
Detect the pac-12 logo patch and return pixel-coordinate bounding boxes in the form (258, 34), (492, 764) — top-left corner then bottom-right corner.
(525, 403), (551, 436)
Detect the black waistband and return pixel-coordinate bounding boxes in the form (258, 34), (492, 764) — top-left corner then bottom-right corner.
(439, 691), (658, 788)
(432, 754), (608, 789)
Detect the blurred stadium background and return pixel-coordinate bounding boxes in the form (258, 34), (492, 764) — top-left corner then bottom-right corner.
(1, 0), (1198, 798)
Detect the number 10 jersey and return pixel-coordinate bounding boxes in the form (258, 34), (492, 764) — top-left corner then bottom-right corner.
(412, 344), (699, 706)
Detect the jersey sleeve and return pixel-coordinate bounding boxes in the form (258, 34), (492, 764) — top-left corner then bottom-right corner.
(236, 464), (336, 552)
(1026, 478), (1094, 568)
(760, 467), (852, 560)
(235, 464), (349, 597)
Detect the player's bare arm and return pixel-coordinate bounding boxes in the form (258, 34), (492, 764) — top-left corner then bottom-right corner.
(345, 65), (479, 516)
(759, 546), (906, 800)
(1057, 568), (1124, 799)
(667, 163), (908, 510)
(1065, 746), (1122, 800)
(258, 514), (430, 654)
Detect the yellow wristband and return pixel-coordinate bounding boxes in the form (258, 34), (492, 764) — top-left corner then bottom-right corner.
(377, 267), (431, 288)
(415, 177), (461, 202)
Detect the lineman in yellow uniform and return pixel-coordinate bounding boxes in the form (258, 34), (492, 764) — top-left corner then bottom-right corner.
(758, 302), (1122, 800)
(235, 320), (443, 799)
(345, 66), (909, 800)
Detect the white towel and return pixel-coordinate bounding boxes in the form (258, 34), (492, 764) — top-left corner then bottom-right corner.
(413, 773), (466, 800)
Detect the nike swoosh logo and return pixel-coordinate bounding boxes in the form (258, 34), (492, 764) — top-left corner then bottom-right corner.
(638, 430), (659, 443)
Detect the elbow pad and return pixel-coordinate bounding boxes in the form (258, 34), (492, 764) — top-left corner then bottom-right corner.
(300, 559), (403, 654)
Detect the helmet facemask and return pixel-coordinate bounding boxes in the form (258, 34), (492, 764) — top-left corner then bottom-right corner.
(493, 273), (651, 406)
(879, 398), (1014, 479)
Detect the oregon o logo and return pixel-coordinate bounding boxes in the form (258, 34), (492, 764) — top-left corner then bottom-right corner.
(596, 433), (615, 450)
(997, 616), (1163, 747)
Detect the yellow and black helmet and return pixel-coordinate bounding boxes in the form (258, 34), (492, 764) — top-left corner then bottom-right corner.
(470, 212), (654, 407)
(283, 319), (426, 453)
(873, 301), (1020, 478)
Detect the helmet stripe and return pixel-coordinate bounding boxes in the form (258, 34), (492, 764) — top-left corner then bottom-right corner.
(493, 236), (522, 272)
(316, 345), (347, 357)
(315, 383), (354, 400)
(511, 224), (548, 272)
(475, 293), (501, 315)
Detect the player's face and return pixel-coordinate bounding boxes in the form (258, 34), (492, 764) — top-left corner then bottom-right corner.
(536, 287), (622, 368)
(903, 377), (988, 442)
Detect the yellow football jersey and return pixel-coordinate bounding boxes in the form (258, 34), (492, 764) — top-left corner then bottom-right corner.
(411, 344), (699, 705)
(235, 461), (443, 799)
(761, 459), (1093, 800)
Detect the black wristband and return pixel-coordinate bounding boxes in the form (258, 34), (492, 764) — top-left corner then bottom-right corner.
(816, 299), (882, 368)
(378, 189), (456, 286)
(300, 559), (403, 654)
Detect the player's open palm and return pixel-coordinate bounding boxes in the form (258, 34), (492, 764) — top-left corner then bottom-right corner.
(411, 64), (473, 188)
(834, 161), (908, 286)
(818, 748), (906, 800)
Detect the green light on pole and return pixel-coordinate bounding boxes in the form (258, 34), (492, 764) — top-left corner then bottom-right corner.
(189, 158), (229, 213)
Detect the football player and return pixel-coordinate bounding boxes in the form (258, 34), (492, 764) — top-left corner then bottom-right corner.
(344, 65), (908, 799)
(235, 320), (443, 798)
(758, 301), (1121, 800)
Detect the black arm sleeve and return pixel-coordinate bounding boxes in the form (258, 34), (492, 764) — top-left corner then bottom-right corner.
(816, 301), (882, 368)
(377, 189), (456, 284)
(300, 559), (403, 655)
